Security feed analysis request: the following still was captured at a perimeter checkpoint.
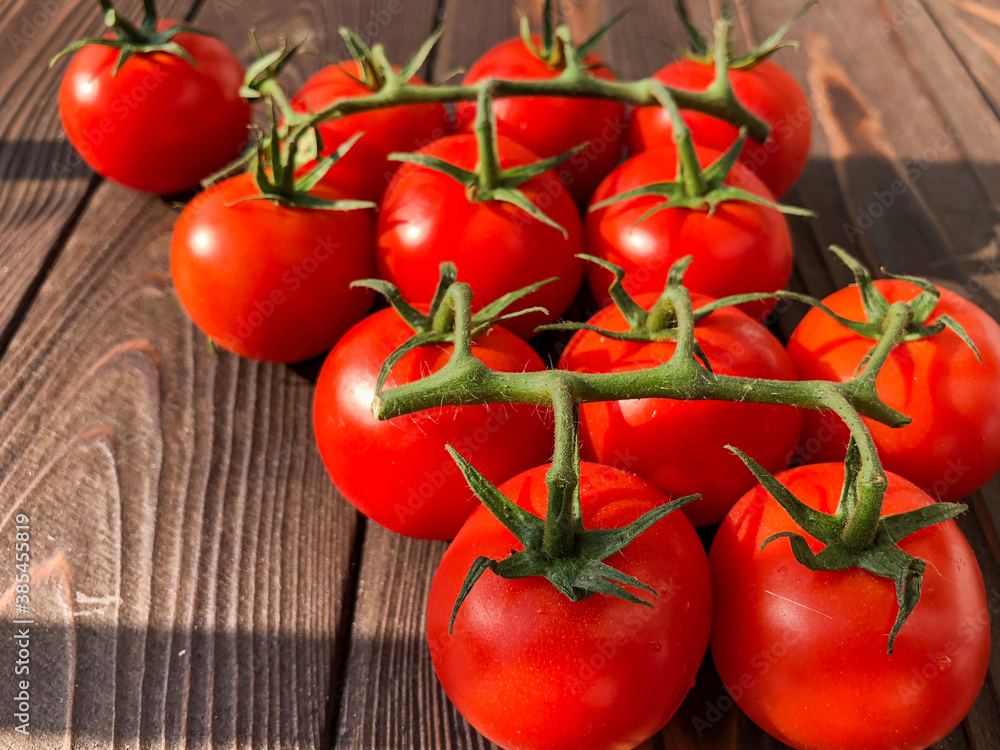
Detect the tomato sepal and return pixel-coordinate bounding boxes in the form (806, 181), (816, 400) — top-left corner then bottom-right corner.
(729, 443), (967, 653)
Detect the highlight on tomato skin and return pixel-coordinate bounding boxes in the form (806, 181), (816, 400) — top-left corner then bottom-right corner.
(427, 462), (712, 750)
(58, 22), (252, 195)
(585, 144), (794, 322)
(787, 280), (1000, 503)
(313, 308), (554, 540)
(710, 463), (990, 750)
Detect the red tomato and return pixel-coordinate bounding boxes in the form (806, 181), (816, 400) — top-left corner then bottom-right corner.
(170, 172), (375, 363)
(559, 292), (801, 526)
(313, 308), (553, 539)
(58, 23), (250, 194)
(455, 36), (626, 204)
(787, 281), (1000, 502)
(428, 462), (712, 750)
(586, 145), (793, 321)
(629, 59), (811, 199)
(710, 464), (990, 750)
(290, 62), (450, 202)
(376, 134), (585, 338)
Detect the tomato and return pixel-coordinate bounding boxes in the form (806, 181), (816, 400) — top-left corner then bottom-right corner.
(629, 59), (811, 199)
(586, 145), (793, 321)
(58, 22), (250, 194)
(710, 463), (990, 750)
(313, 308), (553, 539)
(428, 462), (712, 750)
(170, 172), (375, 363)
(455, 36), (626, 204)
(787, 281), (1000, 502)
(559, 292), (801, 526)
(376, 134), (585, 339)
(290, 62), (450, 202)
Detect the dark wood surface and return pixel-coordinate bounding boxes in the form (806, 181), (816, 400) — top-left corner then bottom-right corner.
(1, 0), (999, 748)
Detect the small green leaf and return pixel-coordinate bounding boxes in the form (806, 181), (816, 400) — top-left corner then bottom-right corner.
(879, 503), (967, 543)
(674, 0), (708, 55)
(400, 25), (444, 82)
(732, 0), (816, 68)
(370, 330), (443, 394)
(589, 181), (683, 212)
(938, 314), (982, 362)
(388, 151), (477, 187)
(446, 447), (545, 549)
(881, 269), (941, 324)
(473, 277), (557, 323)
(427, 262), (459, 323)
(491, 187), (569, 237)
(350, 278), (429, 332)
(702, 128), (748, 187)
(295, 131), (365, 193)
(449, 556), (494, 633)
(572, 560), (657, 607)
(830, 246), (891, 322)
(576, 7), (632, 61)
(339, 26), (373, 65)
(500, 142), (590, 187)
(577, 254), (648, 328)
(576, 495), (698, 560)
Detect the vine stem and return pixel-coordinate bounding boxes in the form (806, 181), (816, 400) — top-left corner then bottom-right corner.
(373, 283), (914, 553)
(284, 63), (771, 150)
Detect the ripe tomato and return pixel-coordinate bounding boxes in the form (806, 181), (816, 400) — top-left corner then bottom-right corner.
(455, 36), (626, 204)
(586, 145), (793, 321)
(290, 62), (450, 202)
(376, 134), (585, 339)
(787, 281), (1000, 502)
(710, 464), (990, 750)
(313, 308), (553, 539)
(559, 292), (801, 526)
(58, 23), (250, 194)
(170, 172), (375, 363)
(629, 59), (811, 199)
(428, 462), (712, 750)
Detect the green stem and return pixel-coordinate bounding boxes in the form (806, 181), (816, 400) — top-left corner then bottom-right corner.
(284, 69), (771, 148)
(473, 86), (503, 197)
(544, 384), (579, 558)
(649, 82), (708, 197)
(141, 0), (158, 25)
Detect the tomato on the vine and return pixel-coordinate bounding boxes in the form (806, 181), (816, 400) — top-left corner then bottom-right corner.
(170, 172), (375, 363)
(58, 23), (250, 194)
(710, 463), (990, 750)
(313, 309), (553, 540)
(428, 462), (711, 750)
(587, 144), (793, 321)
(559, 292), (801, 526)
(376, 134), (585, 339)
(290, 62), (450, 202)
(787, 281), (1000, 502)
(455, 36), (626, 204)
(629, 59), (811, 199)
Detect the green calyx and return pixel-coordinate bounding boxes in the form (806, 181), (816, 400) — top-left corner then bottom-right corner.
(447, 441), (697, 633)
(590, 77), (814, 221)
(50, 0), (211, 74)
(675, 0), (816, 70)
(520, 0), (630, 71)
(389, 86), (585, 237)
(825, 246), (982, 360)
(333, 25), (444, 91)
(730, 443), (966, 654)
(352, 263), (554, 396)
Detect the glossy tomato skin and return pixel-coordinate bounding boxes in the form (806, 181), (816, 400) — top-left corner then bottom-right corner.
(711, 464), (990, 750)
(170, 172), (375, 363)
(787, 281), (1000, 502)
(455, 36), (626, 204)
(428, 462), (712, 750)
(559, 292), (801, 526)
(377, 134), (585, 339)
(587, 144), (792, 321)
(59, 23), (250, 194)
(291, 62), (450, 202)
(629, 59), (811, 198)
(313, 309), (553, 539)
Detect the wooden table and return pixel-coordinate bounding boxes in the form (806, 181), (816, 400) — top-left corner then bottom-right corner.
(2, 0), (1000, 747)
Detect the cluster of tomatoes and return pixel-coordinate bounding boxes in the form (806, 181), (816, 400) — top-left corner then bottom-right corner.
(54, 2), (1000, 750)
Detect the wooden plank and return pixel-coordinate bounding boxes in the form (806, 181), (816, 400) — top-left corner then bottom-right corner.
(0, 0), (197, 349)
(0, 0), (435, 748)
